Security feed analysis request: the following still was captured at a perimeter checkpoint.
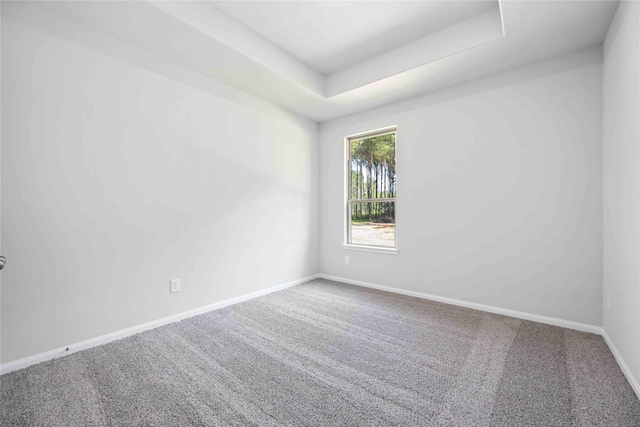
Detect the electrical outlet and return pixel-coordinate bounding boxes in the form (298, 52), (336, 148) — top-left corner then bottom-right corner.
(606, 293), (610, 310)
(345, 256), (350, 265)
(170, 279), (180, 293)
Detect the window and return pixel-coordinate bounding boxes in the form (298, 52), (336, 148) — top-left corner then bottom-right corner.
(345, 127), (397, 254)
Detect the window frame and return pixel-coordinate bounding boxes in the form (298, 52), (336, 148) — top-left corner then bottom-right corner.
(343, 126), (398, 255)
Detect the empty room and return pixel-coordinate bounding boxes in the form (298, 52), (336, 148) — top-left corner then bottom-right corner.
(1, 0), (639, 425)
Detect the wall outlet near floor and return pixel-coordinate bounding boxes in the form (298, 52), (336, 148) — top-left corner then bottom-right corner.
(606, 293), (610, 310)
(170, 279), (181, 293)
(345, 256), (350, 265)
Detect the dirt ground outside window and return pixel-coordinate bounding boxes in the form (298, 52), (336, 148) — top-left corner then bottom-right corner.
(350, 223), (395, 247)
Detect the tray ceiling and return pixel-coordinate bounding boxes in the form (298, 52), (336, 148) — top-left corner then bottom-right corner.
(13, 1), (619, 122)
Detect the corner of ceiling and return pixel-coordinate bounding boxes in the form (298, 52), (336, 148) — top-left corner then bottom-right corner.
(155, 1), (505, 103)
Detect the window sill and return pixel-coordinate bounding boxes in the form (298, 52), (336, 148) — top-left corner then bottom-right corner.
(342, 244), (399, 255)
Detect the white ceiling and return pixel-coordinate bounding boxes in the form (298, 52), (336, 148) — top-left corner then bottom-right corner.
(212, 1), (497, 75)
(32, 0), (618, 123)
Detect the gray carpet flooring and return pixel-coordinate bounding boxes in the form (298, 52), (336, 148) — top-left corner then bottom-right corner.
(2, 279), (639, 426)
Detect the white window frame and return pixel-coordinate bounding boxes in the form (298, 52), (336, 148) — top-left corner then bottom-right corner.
(343, 126), (398, 255)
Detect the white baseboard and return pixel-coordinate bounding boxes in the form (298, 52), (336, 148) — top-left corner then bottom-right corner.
(5, 272), (638, 403)
(601, 329), (640, 400)
(317, 274), (603, 334)
(0, 274), (319, 375)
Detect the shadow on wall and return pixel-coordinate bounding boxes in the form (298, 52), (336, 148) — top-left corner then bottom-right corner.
(325, 47), (603, 128)
(5, 1), (306, 123)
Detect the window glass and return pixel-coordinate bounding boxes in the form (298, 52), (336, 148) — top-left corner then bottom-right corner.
(347, 130), (396, 248)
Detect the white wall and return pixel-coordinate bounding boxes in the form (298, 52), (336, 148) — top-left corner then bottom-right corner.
(320, 49), (603, 326)
(1, 3), (319, 364)
(0, 1), (624, 370)
(603, 0), (640, 390)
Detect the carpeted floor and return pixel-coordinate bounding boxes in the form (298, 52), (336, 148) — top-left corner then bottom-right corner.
(2, 279), (639, 426)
